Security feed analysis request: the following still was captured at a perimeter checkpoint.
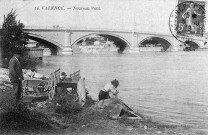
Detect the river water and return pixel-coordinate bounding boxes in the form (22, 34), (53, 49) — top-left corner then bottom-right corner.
(37, 51), (208, 130)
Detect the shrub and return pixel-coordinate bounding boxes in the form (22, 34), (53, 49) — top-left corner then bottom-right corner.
(83, 95), (95, 108)
(54, 95), (82, 114)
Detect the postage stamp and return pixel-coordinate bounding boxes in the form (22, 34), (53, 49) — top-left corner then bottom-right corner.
(169, 0), (206, 43)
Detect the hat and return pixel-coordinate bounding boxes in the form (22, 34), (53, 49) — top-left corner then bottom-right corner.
(61, 72), (67, 76)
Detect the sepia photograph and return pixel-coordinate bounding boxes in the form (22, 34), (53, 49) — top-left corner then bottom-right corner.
(0, 0), (208, 134)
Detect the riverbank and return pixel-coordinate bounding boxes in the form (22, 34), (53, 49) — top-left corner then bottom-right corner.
(0, 68), (207, 135)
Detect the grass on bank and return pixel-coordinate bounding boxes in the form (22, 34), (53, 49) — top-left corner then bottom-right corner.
(0, 88), (56, 134)
(0, 86), (206, 135)
(0, 88), (97, 134)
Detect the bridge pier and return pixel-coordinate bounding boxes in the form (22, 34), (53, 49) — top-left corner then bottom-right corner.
(62, 30), (73, 55)
(127, 32), (140, 53)
(167, 38), (179, 51)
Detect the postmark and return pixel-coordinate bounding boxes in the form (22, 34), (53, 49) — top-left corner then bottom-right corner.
(169, 1), (206, 43)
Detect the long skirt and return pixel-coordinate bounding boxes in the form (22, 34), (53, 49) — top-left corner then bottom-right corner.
(98, 90), (110, 101)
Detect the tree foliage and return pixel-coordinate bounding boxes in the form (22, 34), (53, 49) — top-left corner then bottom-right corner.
(1, 10), (28, 59)
(0, 9), (29, 67)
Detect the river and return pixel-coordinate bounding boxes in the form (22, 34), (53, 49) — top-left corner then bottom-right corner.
(37, 51), (208, 130)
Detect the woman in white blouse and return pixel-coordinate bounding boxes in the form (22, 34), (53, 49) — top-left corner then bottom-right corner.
(98, 79), (119, 104)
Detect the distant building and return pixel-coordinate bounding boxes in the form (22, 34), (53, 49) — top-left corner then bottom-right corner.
(26, 40), (37, 48)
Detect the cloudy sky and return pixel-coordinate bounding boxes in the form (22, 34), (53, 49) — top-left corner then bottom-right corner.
(0, 0), (206, 34)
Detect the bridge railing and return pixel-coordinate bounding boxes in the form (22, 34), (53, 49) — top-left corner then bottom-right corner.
(23, 25), (135, 32)
(23, 26), (174, 36)
(0, 24), (173, 35)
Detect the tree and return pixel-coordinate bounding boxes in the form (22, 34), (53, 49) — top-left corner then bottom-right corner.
(0, 9), (28, 67)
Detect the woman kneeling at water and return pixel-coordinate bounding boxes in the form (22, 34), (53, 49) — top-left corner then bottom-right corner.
(98, 79), (119, 105)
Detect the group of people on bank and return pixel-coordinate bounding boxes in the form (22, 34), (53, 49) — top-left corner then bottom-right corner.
(8, 50), (120, 105)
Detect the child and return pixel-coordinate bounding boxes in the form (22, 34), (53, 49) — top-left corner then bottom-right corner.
(98, 79), (119, 106)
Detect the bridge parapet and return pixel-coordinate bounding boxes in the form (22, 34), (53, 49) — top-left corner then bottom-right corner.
(24, 26), (133, 33)
(0, 25), (173, 37)
(23, 26), (173, 36)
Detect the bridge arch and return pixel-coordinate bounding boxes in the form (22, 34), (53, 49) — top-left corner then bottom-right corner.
(72, 33), (131, 47)
(139, 36), (172, 51)
(186, 40), (200, 48)
(71, 33), (131, 52)
(28, 33), (65, 49)
(183, 40), (200, 51)
(28, 33), (65, 55)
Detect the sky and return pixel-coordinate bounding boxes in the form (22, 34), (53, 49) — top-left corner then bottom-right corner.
(0, 0), (207, 34)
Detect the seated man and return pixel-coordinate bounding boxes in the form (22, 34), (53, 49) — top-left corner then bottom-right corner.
(56, 72), (69, 96)
(60, 72), (67, 81)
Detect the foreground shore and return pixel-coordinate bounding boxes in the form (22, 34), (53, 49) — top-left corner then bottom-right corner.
(0, 68), (207, 135)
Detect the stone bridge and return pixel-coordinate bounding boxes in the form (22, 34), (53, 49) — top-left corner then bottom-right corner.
(24, 26), (206, 54)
